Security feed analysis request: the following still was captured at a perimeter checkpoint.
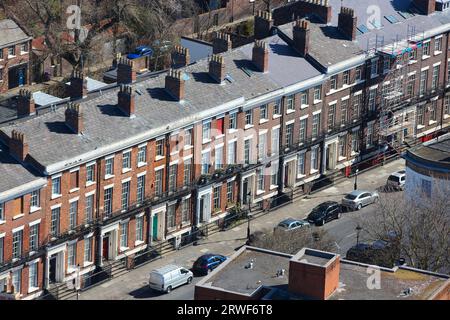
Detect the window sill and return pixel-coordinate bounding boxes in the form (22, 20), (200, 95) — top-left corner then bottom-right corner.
(370, 74), (378, 79)
(20, 51), (28, 55)
(256, 190), (265, 196)
(13, 213), (24, 220)
(259, 119), (269, 124)
(244, 124), (254, 130)
(167, 227), (177, 233)
(297, 174), (306, 179)
(122, 168), (132, 174)
(181, 221), (191, 228)
(8, 55), (16, 59)
(417, 125), (425, 129)
(137, 162), (147, 168)
(183, 145), (193, 151)
(272, 114), (281, 119)
(120, 246), (129, 252)
(85, 181), (95, 187)
(286, 109), (295, 115)
(135, 240), (145, 246)
(429, 120), (437, 125)
(310, 169), (319, 174)
(104, 174), (115, 180)
(338, 156), (347, 161)
(83, 261), (94, 268)
(29, 251), (37, 257)
(215, 134), (225, 139)
(270, 184), (278, 191)
(202, 138), (212, 145)
(422, 55), (430, 60)
(28, 287), (39, 294)
(444, 114), (450, 119)
(51, 194), (62, 200)
(67, 267), (77, 274)
(434, 51), (442, 56)
(155, 155), (165, 162)
(0, 220), (6, 225)
(228, 128), (238, 134)
(30, 207), (41, 214)
(300, 104), (309, 109)
(70, 187), (80, 193)
(313, 99), (322, 105)
(351, 151), (360, 157)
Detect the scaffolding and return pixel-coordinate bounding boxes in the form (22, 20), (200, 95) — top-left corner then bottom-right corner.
(370, 25), (427, 149)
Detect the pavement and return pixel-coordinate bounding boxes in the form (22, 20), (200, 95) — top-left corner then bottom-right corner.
(72, 158), (406, 300)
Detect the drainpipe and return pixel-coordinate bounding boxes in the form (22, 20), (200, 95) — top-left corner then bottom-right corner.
(94, 159), (102, 268)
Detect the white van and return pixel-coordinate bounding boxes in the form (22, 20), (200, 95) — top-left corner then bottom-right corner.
(149, 265), (193, 293)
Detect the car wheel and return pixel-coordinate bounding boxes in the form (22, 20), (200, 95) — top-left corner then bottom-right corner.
(373, 196), (379, 204)
(337, 212), (341, 219)
(187, 277), (193, 284)
(357, 203), (362, 210)
(166, 286), (172, 294)
(320, 219), (325, 226)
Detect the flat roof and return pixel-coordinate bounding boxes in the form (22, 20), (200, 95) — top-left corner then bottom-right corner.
(201, 246), (292, 295)
(33, 91), (65, 107)
(196, 246), (449, 300)
(181, 37), (213, 63)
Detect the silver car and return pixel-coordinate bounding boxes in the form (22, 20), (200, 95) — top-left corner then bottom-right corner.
(341, 190), (379, 211)
(275, 218), (310, 231)
(386, 170), (406, 190)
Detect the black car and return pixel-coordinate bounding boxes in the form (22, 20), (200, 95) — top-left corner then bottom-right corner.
(346, 241), (400, 268)
(192, 254), (227, 275)
(307, 201), (342, 226)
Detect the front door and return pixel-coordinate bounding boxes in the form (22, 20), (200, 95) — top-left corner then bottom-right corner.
(49, 255), (57, 283)
(18, 68), (25, 86)
(102, 235), (109, 261)
(242, 180), (248, 205)
(152, 215), (158, 241)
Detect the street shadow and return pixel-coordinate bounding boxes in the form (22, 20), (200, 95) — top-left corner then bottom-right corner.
(129, 286), (165, 299)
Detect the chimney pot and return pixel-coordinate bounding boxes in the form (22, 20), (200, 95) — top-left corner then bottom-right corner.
(9, 129), (29, 162)
(117, 57), (137, 84)
(209, 54), (226, 83)
(65, 102), (83, 134)
(212, 32), (232, 54)
(17, 89), (36, 117)
(68, 70), (88, 100)
(118, 84), (136, 117)
(171, 45), (191, 68)
(165, 69), (185, 101)
(338, 6), (358, 41)
(254, 10), (274, 40)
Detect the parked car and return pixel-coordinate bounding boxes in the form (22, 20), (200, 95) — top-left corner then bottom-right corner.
(127, 45), (154, 59)
(149, 264), (193, 293)
(275, 218), (310, 232)
(386, 170), (406, 190)
(346, 238), (401, 268)
(307, 201), (342, 226)
(341, 190), (379, 211)
(192, 254), (227, 275)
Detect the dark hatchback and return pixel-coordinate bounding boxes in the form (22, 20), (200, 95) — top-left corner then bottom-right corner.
(192, 254), (227, 275)
(307, 201), (342, 226)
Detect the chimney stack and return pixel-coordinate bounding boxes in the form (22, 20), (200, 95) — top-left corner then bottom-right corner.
(212, 32), (232, 54)
(288, 248), (340, 300)
(171, 45), (190, 68)
(65, 103), (83, 134)
(254, 10), (274, 40)
(9, 130), (29, 162)
(412, 0), (436, 15)
(338, 7), (357, 41)
(252, 40), (269, 73)
(209, 54), (226, 83)
(293, 19), (310, 58)
(68, 70), (88, 100)
(17, 89), (36, 117)
(118, 85), (136, 118)
(117, 57), (137, 84)
(165, 69), (185, 101)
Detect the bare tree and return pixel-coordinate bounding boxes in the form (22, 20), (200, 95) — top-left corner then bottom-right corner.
(359, 183), (450, 273)
(249, 227), (336, 255)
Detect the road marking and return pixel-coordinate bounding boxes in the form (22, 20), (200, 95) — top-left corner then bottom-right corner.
(345, 232), (357, 239)
(232, 227), (241, 231)
(200, 248), (209, 253)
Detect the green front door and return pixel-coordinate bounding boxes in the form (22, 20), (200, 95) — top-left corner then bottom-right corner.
(152, 215), (158, 241)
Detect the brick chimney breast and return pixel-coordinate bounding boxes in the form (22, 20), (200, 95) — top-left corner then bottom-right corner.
(209, 54), (226, 83)
(293, 19), (310, 57)
(68, 70), (88, 100)
(412, 0), (436, 15)
(171, 45), (190, 68)
(254, 10), (274, 40)
(212, 32), (232, 54)
(165, 69), (185, 101)
(65, 102), (83, 134)
(118, 84), (136, 118)
(17, 89), (36, 117)
(117, 57), (137, 84)
(338, 6), (357, 41)
(9, 129), (29, 162)
(252, 40), (269, 73)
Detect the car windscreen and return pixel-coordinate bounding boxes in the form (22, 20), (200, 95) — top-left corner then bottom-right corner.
(345, 194), (358, 200)
(388, 176), (399, 182)
(278, 222), (289, 228)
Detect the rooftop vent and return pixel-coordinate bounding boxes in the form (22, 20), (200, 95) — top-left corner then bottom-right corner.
(276, 269), (286, 277)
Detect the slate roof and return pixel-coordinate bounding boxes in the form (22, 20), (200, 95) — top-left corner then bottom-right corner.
(0, 146), (46, 201)
(0, 19), (31, 48)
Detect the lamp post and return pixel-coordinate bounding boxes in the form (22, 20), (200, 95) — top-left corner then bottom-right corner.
(250, 0), (255, 15)
(354, 168), (359, 190)
(356, 224), (362, 245)
(246, 191), (252, 244)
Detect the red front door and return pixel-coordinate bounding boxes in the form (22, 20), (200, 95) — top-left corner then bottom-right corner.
(102, 236), (109, 261)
